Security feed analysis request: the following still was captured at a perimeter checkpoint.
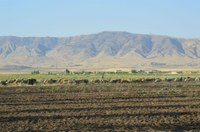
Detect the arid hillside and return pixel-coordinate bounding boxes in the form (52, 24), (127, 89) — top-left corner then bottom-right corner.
(1, 31), (200, 70)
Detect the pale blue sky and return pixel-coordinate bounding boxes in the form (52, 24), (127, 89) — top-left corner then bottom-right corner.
(0, 0), (199, 38)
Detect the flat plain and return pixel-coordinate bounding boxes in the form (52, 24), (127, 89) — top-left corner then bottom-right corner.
(0, 82), (200, 131)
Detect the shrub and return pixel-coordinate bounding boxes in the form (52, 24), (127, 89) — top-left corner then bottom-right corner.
(31, 70), (40, 74)
(131, 70), (137, 73)
(65, 69), (70, 74)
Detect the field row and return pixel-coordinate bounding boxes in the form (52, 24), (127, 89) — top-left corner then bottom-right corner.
(1, 76), (200, 86)
(0, 83), (200, 131)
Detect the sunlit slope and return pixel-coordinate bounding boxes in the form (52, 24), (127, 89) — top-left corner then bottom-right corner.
(0, 31), (200, 69)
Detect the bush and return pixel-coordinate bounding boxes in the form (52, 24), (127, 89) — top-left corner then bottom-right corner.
(48, 72), (54, 75)
(131, 70), (137, 73)
(65, 69), (70, 74)
(31, 70), (40, 74)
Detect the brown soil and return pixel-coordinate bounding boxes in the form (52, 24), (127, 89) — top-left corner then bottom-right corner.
(0, 82), (200, 131)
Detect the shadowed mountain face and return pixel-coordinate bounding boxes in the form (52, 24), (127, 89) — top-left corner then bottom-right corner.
(0, 31), (200, 70)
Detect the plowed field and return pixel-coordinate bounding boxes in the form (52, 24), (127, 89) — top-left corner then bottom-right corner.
(0, 82), (200, 131)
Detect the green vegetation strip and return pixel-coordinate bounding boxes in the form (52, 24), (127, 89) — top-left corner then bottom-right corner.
(0, 73), (200, 81)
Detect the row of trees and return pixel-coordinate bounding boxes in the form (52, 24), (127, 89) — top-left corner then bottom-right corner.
(31, 69), (140, 75)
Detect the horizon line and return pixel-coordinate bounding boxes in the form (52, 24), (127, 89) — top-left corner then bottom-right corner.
(0, 31), (199, 39)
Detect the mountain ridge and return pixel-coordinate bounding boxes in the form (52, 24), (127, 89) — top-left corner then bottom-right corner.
(0, 31), (200, 70)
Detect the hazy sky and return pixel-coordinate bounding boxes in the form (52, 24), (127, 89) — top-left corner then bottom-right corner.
(0, 0), (199, 38)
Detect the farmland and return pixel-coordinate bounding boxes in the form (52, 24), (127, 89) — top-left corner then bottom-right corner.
(1, 72), (200, 81)
(0, 82), (200, 131)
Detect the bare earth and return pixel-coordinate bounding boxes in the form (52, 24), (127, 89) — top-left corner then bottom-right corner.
(0, 82), (200, 131)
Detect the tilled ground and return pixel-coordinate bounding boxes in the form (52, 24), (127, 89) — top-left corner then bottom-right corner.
(0, 82), (200, 131)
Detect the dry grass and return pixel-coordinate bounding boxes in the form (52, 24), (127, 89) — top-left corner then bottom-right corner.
(0, 71), (30, 75)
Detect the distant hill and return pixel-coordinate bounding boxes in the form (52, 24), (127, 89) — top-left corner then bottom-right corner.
(0, 31), (200, 70)
(0, 65), (32, 70)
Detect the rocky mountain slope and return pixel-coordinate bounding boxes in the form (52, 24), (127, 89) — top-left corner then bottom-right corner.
(0, 31), (200, 70)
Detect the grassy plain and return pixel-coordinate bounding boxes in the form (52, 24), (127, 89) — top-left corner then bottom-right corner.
(0, 72), (200, 81)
